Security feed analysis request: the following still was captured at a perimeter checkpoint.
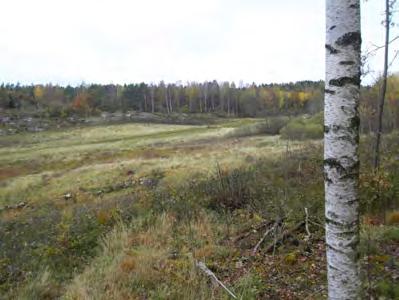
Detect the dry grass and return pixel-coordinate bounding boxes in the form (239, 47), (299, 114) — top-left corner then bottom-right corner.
(62, 213), (224, 300)
(3, 122), (397, 299)
(0, 120), (293, 209)
(2, 119), (280, 298)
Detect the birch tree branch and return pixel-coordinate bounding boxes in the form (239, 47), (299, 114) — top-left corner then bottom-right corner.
(252, 223), (277, 256)
(264, 221), (305, 253)
(304, 207), (311, 240)
(196, 261), (237, 299)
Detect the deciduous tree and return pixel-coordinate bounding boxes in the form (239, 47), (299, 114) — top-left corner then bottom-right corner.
(324, 0), (361, 298)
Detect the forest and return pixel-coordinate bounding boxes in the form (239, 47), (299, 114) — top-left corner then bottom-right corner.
(1, 75), (399, 134)
(1, 80), (324, 117)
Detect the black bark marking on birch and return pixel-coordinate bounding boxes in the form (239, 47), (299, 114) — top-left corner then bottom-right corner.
(325, 44), (339, 54)
(330, 125), (344, 133)
(329, 76), (361, 87)
(329, 25), (336, 30)
(340, 156), (359, 167)
(324, 170), (333, 183)
(339, 161), (360, 177)
(324, 158), (346, 173)
(345, 237), (359, 249)
(336, 31), (361, 51)
(326, 244), (347, 255)
(324, 126), (330, 134)
(350, 115), (360, 130)
(350, 161), (360, 172)
(325, 217), (357, 229)
(339, 61), (355, 65)
(325, 89), (336, 95)
(347, 238), (359, 251)
(328, 211), (339, 219)
(328, 243), (358, 260)
(341, 171), (359, 181)
(337, 135), (357, 145)
(345, 199), (358, 206)
(334, 230), (358, 238)
(348, 251), (358, 261)
(349, 3), (360, 9)
(325, 124), (348, 135)
(328, 263), (340, 272)
(355, 134), (360, 144)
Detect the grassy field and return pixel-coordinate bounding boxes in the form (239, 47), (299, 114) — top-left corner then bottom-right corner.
(0, 119), (289, 207)
(1, 119), (398, 299)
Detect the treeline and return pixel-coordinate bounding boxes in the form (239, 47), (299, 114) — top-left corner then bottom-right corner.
(1, 77), (398, 133)
(0, 80), (324, 117)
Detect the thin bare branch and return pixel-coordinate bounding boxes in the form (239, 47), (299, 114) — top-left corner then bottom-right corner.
(389, 50), (399, 68)
(196, 261), (237, 299)
(304, 207), (311, 239)
(366, 36), (399, 56)
(264, 221), (305, 253)
(252, 223), (277, 256)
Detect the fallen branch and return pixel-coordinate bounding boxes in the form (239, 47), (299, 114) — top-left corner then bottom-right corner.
(308, 219), (324, 230)
(304, 207), (311, 240)
(196, 261), (237, 299)
(84, 180), (136, 196)
(0, 201), (28, 211)
(272, 223), (282, 256)
(264, 221), (305, 253)
(252, 223), (277, 256)
(233, 220), (272, 243)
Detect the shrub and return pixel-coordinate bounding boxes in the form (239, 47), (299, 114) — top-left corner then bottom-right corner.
(375, 280), (399, 299)
(227, 116), (290, 138)
(360, 171), (394, 214)
(200, 164), (252, 211)
(387, 211), (399, 225)
(234, 272), (264, 300)
(381, 226), (399, 242)
(262, 116), (291, 134)
(280, 113), (323, 140)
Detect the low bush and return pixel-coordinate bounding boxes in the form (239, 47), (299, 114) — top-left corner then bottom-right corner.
(375, 280), (399, 300)
(387, 211), (399, 225)
(261, 116), (291, 134)
(227, 116), (290, 138)
(201, 164), (253, 211)
(280, 113), (323, 140)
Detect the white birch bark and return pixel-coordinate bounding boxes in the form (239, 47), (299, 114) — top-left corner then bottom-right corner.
(325, 1), (361, 299)
(150, 85), (155, 113)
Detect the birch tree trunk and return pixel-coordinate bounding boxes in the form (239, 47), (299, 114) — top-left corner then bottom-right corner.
(203, 85), (208, 112)
(150, 86), (155, 113)
(165, 89), (170, 115)
(325, 1), (361, 299)
(227, 95), (231, 116)
(168, 88), (173, 113)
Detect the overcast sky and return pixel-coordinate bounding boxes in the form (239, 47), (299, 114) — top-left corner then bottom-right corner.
(0, 0), (397, 86)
